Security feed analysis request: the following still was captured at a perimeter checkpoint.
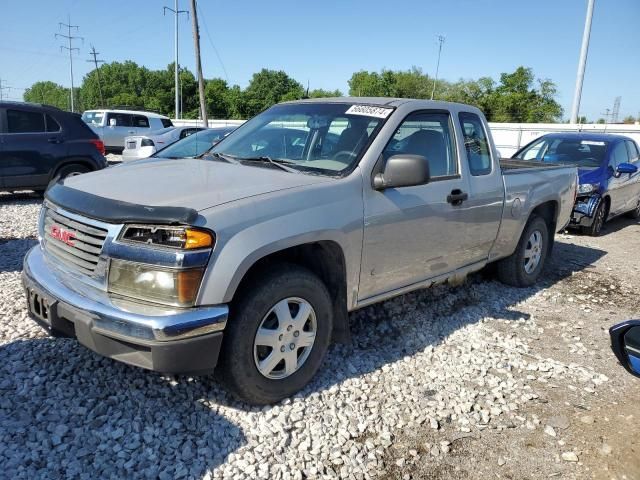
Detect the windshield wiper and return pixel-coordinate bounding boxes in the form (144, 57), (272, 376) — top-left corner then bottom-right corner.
(237, 156), (301, 173)
(206, 152), (239, 163)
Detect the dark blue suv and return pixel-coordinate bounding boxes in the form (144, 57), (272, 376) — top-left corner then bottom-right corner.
(513, 133), (640, 235)
(0, 102), (107, 193)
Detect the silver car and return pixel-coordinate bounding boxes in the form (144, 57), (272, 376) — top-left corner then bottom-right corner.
(121, 126), (206, 161)
(81, 109), (173, 151)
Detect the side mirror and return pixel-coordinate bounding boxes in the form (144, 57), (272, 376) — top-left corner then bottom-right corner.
(109, 118), (117, 127)
(610, 321), (640, 378)
(373, 154), (430, 190)
(617, 162), (638, 175)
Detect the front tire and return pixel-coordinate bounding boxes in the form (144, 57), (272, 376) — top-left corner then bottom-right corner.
(497, 215), (549, 287)
(584, 200), (606, 236)
(218, 264), (333, 405)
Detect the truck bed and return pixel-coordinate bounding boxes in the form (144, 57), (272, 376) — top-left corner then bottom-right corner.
(500, 158), (569, 173)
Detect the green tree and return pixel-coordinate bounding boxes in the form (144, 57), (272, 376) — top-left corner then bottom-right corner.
(243, 69), (304, 117)
(622, 115), (636, 124)
(205, 78), (230, 118)
(23, 81), (70, 109)
(308, 88), (343, 98)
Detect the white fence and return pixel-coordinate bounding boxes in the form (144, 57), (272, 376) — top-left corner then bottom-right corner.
(173, 118), (640, 157)
(489, 123), (640, 157)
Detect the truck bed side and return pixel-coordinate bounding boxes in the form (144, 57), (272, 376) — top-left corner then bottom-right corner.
(489, 164), (577, 262)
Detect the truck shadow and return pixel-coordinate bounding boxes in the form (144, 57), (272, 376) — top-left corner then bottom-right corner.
(0, 238), (38, 273)
(0, 339), (246, 478)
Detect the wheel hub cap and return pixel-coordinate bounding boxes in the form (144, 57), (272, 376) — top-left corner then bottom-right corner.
(523, 230), (543, 274)
(253, 297), (317, 379)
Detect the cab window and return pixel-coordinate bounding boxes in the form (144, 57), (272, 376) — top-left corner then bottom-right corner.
(7, 109), (46, 133)
(610, 142), (629, 168)
(626, 141), (639, 162)
(459, 112), (492, 176)
(133, 115), (150, 128)
(383, 111), (458, 178)
(107, 113), (132, 127)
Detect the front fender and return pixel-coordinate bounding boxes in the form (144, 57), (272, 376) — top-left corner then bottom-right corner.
(196, 176), (364, 306)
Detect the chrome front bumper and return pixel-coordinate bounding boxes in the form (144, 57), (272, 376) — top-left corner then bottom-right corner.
(22, 246), (228, 374)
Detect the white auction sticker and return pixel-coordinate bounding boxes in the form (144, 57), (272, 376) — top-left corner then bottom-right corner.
(581, 140), (605, 146)
(345, 104), (393, 119)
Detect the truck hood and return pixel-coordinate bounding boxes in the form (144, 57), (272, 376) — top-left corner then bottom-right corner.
(63, 158), (333, 211)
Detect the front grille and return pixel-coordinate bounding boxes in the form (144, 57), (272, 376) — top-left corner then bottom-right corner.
(43, 208), (108, 275)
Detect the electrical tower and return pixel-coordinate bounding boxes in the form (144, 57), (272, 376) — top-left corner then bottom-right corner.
(0, 78), (11, 101)
(431, 35), (446, 100)
(164, 0), (188, 119)
(56, 16), (83, 112)
(611, 96), (621, 124)
(86, 45), (105, 108)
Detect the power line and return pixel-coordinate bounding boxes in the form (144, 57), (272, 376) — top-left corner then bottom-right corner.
(55, 15), (83, 112)
(197, 3), (229, 83)
(164, 0), (189, 119)
(86, 45), (105, 108)
(431, 35), (446, 100)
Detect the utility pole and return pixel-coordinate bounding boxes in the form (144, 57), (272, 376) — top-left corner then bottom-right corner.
(570, 0), (595, 124)
(431, 35), (445, 100)
(189, 0), (208, 126)
(56, 16), (83, 112)
(164, 0), (188, 119)
(86, 45), (105, 108)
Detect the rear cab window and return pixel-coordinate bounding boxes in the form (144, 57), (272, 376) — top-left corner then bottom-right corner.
(7, 109), (46, 133)
(382, 111), (458, 178)
(161, 119), (174, 128)
(459, 112), (492, 176)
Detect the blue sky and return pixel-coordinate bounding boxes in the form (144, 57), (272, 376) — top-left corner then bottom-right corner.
(1, 0), (638, 120)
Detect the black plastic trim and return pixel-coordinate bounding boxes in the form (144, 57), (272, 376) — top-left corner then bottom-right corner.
(45, 183), (199, 225)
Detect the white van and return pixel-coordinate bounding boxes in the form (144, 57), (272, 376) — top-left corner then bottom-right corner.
(81, 109), (173, 151)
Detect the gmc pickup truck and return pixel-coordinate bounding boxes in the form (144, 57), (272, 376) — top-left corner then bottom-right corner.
(23, 98), (577, 404)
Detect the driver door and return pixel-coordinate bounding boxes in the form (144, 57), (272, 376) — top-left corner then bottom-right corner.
(359, 111), (472, 301)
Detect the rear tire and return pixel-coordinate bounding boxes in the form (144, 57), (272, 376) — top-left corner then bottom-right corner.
(497, 215), (549, 287)
(626, 197), (640, 219)
(47, 163), (90, 190)
(584, 200), (606, 236)
(218, 264), (333, 405)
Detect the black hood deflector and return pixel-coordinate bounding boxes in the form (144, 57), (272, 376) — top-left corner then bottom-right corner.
(45, 183), (199, 225)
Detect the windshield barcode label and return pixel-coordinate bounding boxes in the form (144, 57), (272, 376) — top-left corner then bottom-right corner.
(346, 105), (393, 118)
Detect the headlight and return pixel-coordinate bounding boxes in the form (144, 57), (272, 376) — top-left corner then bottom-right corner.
(108, 260), (204, 307)
(120, 225), (214, 250)
(578, 183), (599, 195)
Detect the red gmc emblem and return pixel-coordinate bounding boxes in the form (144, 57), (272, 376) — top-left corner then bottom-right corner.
(50, 225), (76, 246)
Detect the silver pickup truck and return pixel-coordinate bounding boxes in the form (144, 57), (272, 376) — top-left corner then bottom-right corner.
(23, 98), (577, 404)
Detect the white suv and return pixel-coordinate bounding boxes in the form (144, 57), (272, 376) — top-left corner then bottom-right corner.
(81, 109), (173, 151)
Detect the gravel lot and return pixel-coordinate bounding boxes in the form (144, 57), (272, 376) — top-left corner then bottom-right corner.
(0, 192), (638, 480)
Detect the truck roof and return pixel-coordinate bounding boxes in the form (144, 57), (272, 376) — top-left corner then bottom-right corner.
(284, 96), (480, 111)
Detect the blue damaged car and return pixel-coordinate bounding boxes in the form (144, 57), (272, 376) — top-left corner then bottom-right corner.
(514, 133), (640, 235)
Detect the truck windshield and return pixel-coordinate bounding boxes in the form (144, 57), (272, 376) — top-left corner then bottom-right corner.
(81, 111), (104, 126)
(210, 103), (391, 175)
(515, 137), (607, 169)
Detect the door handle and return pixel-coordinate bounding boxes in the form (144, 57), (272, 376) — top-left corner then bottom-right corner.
(47, 137), (63, 144)
(128, 130), (135, 134)
(447, 189), (468, 206)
